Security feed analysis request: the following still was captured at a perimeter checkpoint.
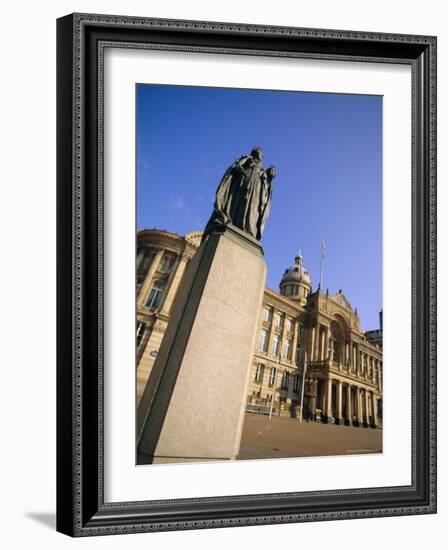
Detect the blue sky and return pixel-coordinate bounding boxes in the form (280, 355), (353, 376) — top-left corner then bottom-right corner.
(136, 84), (382, 331)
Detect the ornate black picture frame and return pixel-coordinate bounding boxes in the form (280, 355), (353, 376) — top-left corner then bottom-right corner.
(56, 13), (437, 536)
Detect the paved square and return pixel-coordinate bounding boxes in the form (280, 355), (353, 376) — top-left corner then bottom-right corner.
(238, 413), (382, 460)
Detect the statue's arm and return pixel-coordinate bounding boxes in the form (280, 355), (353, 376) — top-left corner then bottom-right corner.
(233, 156), (253, 177)
(215, 156), (250, 201)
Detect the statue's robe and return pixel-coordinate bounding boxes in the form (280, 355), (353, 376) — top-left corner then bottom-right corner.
(203, 154), (272, 241)
(203, 155), (250, 236)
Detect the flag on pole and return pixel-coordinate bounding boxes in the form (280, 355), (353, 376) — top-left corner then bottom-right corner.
(321, 239), (325, 259)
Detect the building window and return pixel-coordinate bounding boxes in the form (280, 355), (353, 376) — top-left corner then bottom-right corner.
(272, 334), (280, 356)
(136, 322), (146, 347)
(286, 318), (293, 332)
(146, 280), (165, 310)
(263, 307), (272, 322)
(281, 372), (289, 390)
(269, 367), (276, 386)
(259, 329), (268, 352)
(284, 338), (292, 360)
(137, 250), (153, 285)
(274, 313), (283, 328)
(293, 374), (299, 392)
(139, 250), (152, 271)
(255, 363), (264, 383)
(160, 254), (176, 273)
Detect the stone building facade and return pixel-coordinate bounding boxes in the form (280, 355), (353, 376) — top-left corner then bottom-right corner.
(136, 228), (383, 428)
(135, 228), (203, 404)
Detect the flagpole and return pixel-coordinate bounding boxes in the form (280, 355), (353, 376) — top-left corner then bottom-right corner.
(298, 351), (308, 423)
(319, 239), (325, 290)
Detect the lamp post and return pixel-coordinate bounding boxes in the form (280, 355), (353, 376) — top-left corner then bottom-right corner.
(298, 351), (308, 423)
(269, 353), (280, 420)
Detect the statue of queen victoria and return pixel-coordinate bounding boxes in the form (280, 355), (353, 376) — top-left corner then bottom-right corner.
(203, 147), (276, 242)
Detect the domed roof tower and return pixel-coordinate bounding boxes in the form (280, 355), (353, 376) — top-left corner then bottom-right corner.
(279, 250), (312, 305)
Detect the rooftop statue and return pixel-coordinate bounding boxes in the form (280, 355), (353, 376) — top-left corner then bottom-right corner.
(203, 147), (276, 242)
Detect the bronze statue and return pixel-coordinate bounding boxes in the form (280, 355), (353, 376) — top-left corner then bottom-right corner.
(203, 147), (276, 241)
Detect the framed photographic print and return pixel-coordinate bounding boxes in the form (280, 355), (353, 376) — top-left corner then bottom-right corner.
(56, 13), (437, 536)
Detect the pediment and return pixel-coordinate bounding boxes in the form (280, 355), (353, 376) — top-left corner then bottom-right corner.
(332, 292), (353, 311)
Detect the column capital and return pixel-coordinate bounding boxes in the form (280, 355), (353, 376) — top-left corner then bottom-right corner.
(151, 246), (165, 256)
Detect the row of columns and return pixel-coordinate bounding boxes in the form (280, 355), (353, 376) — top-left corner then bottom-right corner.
(309, 324), (330, 362)
(308, 377), (378, 427)
(308, 323), (382, 388)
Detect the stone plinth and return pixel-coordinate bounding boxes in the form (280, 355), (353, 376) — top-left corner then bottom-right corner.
(137, 224), (267, 463)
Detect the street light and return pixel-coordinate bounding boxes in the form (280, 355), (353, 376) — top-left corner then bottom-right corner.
(298, 351), (308, 423)
(269, 353), (280, 420)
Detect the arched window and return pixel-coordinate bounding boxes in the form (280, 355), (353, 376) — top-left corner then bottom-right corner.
(139, 249), (153, 271)
(272, 334), (280, 356)
(284, 339), (292, 360)
(160, 253), (176, 273)
(263, 307), (272, 322)
(146, 280), (165, 310)
(255, 363), (264, 383)
(259, 329), (268, 352)
(137, 249), (153, 286)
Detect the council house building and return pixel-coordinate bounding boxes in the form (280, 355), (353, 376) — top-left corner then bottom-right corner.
(136, 228), (383, 430)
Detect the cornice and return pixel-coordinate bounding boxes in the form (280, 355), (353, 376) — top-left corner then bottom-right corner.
(264, 287), (305, 316)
